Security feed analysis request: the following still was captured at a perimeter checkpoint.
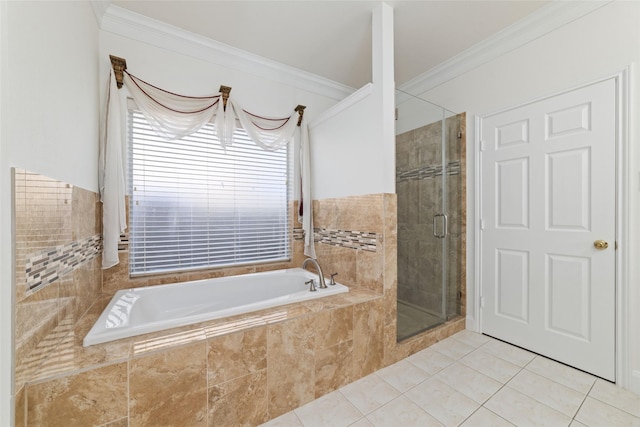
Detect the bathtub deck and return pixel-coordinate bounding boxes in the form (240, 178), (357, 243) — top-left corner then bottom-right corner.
(21, 287), (380, 386)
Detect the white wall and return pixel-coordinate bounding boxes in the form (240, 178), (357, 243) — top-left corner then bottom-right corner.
(0, 1), (101, 424)
(309, 3), (395, 200)
(309, 85), (381, 199)
(417, 1), (640, 392)
(0, 1), (8, 423)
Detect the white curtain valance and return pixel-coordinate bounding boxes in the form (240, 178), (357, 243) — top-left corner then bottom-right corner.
(124, 72), (221, 141)
(99, 68), (316, 269)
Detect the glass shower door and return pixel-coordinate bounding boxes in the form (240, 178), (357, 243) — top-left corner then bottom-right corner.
(396, 91), (461, 341)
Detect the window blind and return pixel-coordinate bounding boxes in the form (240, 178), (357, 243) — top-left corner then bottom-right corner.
(128, 109), (290, 275)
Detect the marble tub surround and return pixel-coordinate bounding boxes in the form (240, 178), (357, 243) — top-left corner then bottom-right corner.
(18, 286), (382, 426)
(18, 191), (466, 426)
(14, 169), (102, 398)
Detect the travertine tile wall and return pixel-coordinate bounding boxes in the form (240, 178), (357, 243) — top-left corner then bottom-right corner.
(13, 169), (102, 405)
(396, 113), (465, 319)
(19, 285), (383, 426)
(16, 191), (465, 426)
(312, 193), (466, 368)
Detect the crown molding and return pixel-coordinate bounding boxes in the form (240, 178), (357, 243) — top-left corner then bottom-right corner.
(398, 0), (612, 98)
(90, 1), (110, 27)
(99, 4), (356, 101)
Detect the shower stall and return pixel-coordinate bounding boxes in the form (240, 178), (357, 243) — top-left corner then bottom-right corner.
(395, 90), (464, 341)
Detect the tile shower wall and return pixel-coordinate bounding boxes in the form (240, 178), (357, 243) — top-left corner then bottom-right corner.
(396, 113), (465, 318)
(13, 169), (102, 401)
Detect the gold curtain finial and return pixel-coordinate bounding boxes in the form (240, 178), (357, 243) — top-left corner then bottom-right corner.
(295, 105), (306, 126)
(109, 55), (127, 89)
(219, 85), (232, 111)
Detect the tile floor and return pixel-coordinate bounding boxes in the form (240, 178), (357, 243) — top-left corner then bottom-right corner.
(261, 330), (640, 427)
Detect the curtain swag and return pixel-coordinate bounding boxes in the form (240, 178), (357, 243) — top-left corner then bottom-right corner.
(99, 65), (316, 270)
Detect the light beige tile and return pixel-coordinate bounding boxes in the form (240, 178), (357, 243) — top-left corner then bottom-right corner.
(375, 359), (430, 393)
(335, 194), (385, 234)
(349, 418), (374, 427)
(315, 341), (353, 397)
(480, 339), (536, 367)
(366, 395), (443, 427)
(589, 379), (640, 417)
(208, 370), (268, 426)
(450, 330), (492, 348)
(508, 369), (586, 417)
(207, 327), (267, 385)
(315, 306), (353, 349)
(525, 356), (596, 394)
(405, 377), (480, 426)
(267, 316), (316, 418)
(26, 362), (128, 427)
(484, 386), (572, 427)
(435, 362), (502, 404)
(129, 343), (207, 426)
(15, 385), (25, 427)
(99, 417), (128, 427)
(339, 373), (401, 415)
(460, 407), (515, 427)
(575, 396), (640, 426)
(316, 245), (357, 287)
(430, 336), (475, 360)
(259, 411), (303, 427)
(569, 421), (588, 427)
(406, 348), (455, 376)
(294, 390), (363, 427)
(461, 349), (521, 384)
(352, 299), (384, 378)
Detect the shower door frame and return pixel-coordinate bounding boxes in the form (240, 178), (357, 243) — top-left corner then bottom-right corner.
(396, 105), (461, 341)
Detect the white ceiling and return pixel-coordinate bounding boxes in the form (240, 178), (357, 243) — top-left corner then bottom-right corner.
(112, 0), (550, 89)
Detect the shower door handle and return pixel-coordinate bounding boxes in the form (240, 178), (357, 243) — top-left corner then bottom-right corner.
(433, 213), (448, 238)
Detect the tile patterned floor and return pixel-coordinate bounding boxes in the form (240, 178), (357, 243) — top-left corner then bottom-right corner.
(261, 330), (640, 427)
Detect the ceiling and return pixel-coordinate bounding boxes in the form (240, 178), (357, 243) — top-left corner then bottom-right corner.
(112, 1), (550, 89)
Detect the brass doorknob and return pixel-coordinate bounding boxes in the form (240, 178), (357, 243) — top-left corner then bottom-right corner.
(594, 240), (609, 250)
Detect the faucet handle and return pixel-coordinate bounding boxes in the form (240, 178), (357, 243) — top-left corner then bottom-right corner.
(305, 279), (317, 292)
(329, 273), (338, 285)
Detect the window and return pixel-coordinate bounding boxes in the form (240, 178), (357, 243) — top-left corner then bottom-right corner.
(128, 109), (290, 275)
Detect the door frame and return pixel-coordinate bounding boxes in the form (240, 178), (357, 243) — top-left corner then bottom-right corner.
(472, 69), (631, 387)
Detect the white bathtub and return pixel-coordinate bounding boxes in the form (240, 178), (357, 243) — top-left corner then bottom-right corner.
(83, 268), (348, 346)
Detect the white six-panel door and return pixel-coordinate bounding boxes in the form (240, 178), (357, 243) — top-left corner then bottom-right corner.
(480, 78), (616, 381)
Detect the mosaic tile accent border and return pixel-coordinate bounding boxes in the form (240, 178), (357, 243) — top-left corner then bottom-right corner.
(294, 227), (379, 252)
(292, 228), (304, 241)
(396, 160), (460, 183)
(25, 234), (102, 294)
(119, 232), (129, 252)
